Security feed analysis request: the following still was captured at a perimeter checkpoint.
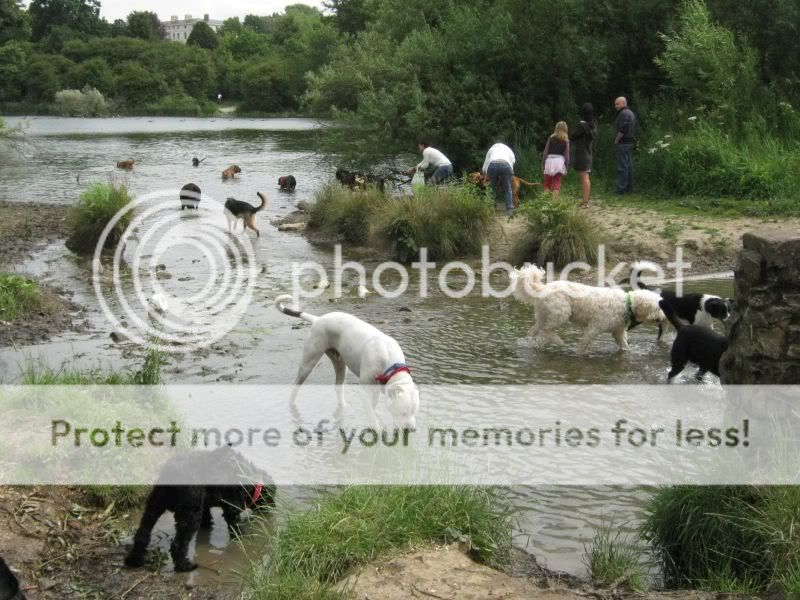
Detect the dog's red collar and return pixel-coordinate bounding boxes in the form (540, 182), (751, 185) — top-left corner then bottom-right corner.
(251, 484), (263, 507)
(375, 363), (411, 384)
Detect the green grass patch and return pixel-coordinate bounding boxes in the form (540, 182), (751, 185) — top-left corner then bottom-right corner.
(371, 185), (494, 262)
(642, 485), (800, 594)
(583, 520), (648, 591)
(308, 183), (494, 262)
(659, 221), (685, 241)
(245, 485), (514, 598)
(66, 181), (134, 255)
(0, 273), (45, 320)
(20, 348), (167, 385)
(509, 196), (601, 268)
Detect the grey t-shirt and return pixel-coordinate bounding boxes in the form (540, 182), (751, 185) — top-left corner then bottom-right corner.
(615, 107), (636, 143)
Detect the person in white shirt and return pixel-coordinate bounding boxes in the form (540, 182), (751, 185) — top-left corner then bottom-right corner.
(481, 140), (516, 215)
(407, 142), (453, 185)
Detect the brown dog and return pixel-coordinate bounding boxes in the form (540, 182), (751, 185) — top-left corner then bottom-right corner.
(467, 171), (540, 208)
(116, 159), (135, 169)
(222, 165), (242, 180)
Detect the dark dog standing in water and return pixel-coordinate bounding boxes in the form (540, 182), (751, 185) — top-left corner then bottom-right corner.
(180, 183), (201, 210)
(124, 446), (276, 572)
(191, 157), (206, 167)
(661, 299), (729, 383)
(0, 557), (25, 600)
(224, 192), (267, 237)
(278, 175), (297, 191)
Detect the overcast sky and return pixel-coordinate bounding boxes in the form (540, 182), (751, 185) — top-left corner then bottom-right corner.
(45, 0), (325, 22)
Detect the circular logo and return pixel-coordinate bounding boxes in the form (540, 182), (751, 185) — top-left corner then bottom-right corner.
(93, 190), (258, 352)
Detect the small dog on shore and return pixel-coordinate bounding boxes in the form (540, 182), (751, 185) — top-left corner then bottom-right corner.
(224, 192), (267, 237)
(116, 159), (135, 169)
(179, 183), (201, 210)
(124, 446), (275, 573)
(467, 171), (540, 208)
(222, 165), (242, 180)
(0, 557), (26, 600)
(661, 299), (728, 383)
(278, 175), (297, 191)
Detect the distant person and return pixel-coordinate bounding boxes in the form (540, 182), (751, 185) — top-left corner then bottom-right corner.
(217, 93), (223, 103)
(407, 142), (453, 184)
(614, 96), (636, 194)
(570, 102), (597, 208)
(542, 121), (570, 197)
(481, 140), (516, 215)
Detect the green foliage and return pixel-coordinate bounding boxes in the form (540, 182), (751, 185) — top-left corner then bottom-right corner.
(371, 184), (494, 262)
(21, 347), (166, 384)
(0, 0), (30, 44)
(66, 56), (114, 95)
(240, 56), (295, 112)
(54, 85), (107, 116)
(114, 61), (167, 106)
(0, 273), (44, 320)
(28, 0), (101, 41)
(510, 197), (600, 268)
(308, 182), (387, 244)
(126, 11), (163, 41)
(245, 485), (513, 597)
(141, 93), (216, 117)
(65, 181), (133, 255)
(187, 21), (219, 50)
(583, 520), (648, 591)
(0, 41), (28, 101)
(641, 485), (800, 592)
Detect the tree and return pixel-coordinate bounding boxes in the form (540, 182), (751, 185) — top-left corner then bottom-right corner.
(28, 0), (102, 41)
(0, 0), (30, 44)
(243, 14), (273, 34)
(219, 28), (269, 60)
(323, 0), (369, 37)
(109, 18), (127, 37)
(187, 21), (219, 50)
(126, 11), (164, 41)
(115, 61), (168, 105)
(0, 42), (27, 101)
(218, 16), (242, 37)
(240, 56), (294, 112)
(67, 56), (114, 95)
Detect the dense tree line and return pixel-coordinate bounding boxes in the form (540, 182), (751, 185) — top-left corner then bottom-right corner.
(0, 0), (341, 114)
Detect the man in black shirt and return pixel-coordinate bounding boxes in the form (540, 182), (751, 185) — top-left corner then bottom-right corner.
(614, 96), (636, 194)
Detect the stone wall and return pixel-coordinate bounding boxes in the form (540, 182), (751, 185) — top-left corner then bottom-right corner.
(720, 231), (800, 384)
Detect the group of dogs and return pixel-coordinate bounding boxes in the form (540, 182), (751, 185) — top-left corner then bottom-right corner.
(0, 161), (730, 589)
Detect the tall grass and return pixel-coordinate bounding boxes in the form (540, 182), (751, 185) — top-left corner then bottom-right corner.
(371, 185), (494, 262)
(20, 347), (166, 385)
(246, 485), (514, 598)
(583, 520), (648, 591)
(308, 182), (494, 262)
(65, 181), (133, 255)
(509, 196), (600, 268)
(641, 485), (800, 593)
(0, 273), (45, 320)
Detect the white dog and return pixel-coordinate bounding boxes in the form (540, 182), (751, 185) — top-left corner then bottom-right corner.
(274, 295), (419, 430)
(511, 264), (666, 353)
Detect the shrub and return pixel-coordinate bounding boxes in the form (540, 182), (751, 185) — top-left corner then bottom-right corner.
(65, 181), (133, 255)
(246, 485), (513, 597)
(0, 273), (44, 320)
(583, 520), (648, 591)
(141, 93), (216, 117)
(54, 86), (109, 117)
(307, 182), (388, 244)
(641, 485), (800, 592)
(509, 196), (600, 268)
(371, 184), (494, 262)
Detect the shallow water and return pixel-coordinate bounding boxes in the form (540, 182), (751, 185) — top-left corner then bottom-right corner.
(0, 116), (734, 580)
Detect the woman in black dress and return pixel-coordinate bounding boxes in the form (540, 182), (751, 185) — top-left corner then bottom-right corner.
(570, 102), (597, 208)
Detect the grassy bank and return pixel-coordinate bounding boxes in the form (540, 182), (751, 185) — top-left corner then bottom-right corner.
(246, 485), (513, 599)
(65, 181), (133, 255)
(0, 273), (49, 321)
(307, 183), (494, 262)
(642, 485), (800, 594)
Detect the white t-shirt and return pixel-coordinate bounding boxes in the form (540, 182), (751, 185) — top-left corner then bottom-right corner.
(481, 143), (515, 174)
(417, 147), (452, 170)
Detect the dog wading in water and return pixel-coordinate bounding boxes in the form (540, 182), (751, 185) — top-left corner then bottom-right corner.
(224, 192), (267, 237)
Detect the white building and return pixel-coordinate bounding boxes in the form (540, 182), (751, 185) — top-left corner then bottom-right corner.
(162, 14), (223, 43)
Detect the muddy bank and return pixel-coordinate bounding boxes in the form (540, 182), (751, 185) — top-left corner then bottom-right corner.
(0, 486), (240, 599)
(0, 201), (89, 348)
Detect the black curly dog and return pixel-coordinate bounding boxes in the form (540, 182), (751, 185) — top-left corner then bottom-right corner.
(661, 299), (729, 383)
(278, 175), (297, 191)
(335, 168), (386, 192)
(0, 557), (25, 600)
(124, 446), (275, 572)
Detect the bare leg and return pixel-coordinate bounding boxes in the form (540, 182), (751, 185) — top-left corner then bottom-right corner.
(579, 172), (591, 206)
(326, 349), (348, 411)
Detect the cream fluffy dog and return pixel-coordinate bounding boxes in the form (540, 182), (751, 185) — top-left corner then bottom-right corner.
(511, 264), (666, 352)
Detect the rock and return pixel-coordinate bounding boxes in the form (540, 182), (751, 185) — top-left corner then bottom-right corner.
(296, 200), (310, 212)
(278, 222), (306, 232)
(720, 231), (800, 384)
(398, 307), (412, 312)
(156, 271), (172, 280)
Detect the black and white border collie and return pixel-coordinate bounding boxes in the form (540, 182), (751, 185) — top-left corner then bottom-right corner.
(0, 557), (25, 600)
(632, 263), (732, 329)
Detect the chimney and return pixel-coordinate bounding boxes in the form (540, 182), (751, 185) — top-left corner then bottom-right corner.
(184, 14), (192, 20)
(204, 13), (209, 21)
(171, 15), (178, 21)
